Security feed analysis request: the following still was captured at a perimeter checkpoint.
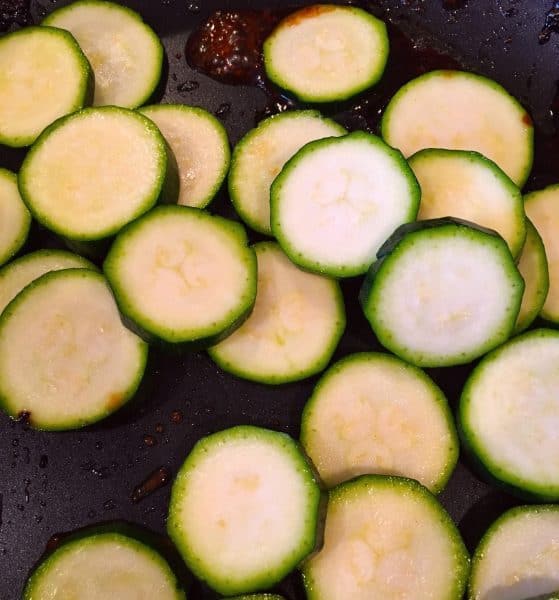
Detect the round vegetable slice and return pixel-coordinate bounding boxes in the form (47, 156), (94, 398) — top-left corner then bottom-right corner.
(23, 531), (185, 599)
(167, 425), (322, 596)
(271, 131), (420, 277)
(302, 475), (469, 600)
(104, 206), (256, 347)
(469, 505), (559, 600)
(0, 169), (31, 267)
(0, 249), (95, 315)
(140, 104), (230, 209)
(19, 106), (178, 242)
(43, 0), (163, 108)
(300, 352), (458, 492)
(515, 219), (549, 334)
(208, 242), (345, 384)
(0, 26), (92, 147)
(409, 149), (526, 257)
(525, 185), (559, 324)
(263, 5), (388, 103)
(229, 110), (346, 235)
(360, 218), (524, 367)
(0, 269), (148, 430)
(382, 70), (534, 187)
(459, 329), (559, 500)
(228, 596), (285, 600)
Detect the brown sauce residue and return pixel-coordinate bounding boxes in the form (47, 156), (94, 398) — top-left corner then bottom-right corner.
(130, 467), (170, 503)
(282, 4), (337, 27)
(522, 113), (534, 127)
(106, 393), (123, 412)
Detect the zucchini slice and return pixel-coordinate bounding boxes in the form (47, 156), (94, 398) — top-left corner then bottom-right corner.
(360, 218), (524, 367)
(19, 106), (178, 243)
(263, 5), (388, 103)
(0, 269), (148, 430)
(515, 220), (549, 334)
(228, 595), (285, 599)
(0, 26), (92, 148)
(24, 531), (185, 599)
(469, 505), (559, 600)
(0, 169), (31, 267)
(104, 206), (256, 347)
(167, 425), (322, 596)
(300, 352), (458, 492)
(229, 110), (346, 235)
(459, 329), (559, 501)
(382, 70), (534, 187)
(409, 149), (526, 257)
(140, 104), (230, 209)
(0, 249), (95, 315)
(208, 242), (345, 384)
(43, 0), (163, 108)
(271, 131), (420, 278)
(525, 185), (559, 324)
(302, 475), (469, 600)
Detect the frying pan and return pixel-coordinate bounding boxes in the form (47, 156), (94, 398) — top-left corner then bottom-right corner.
(0, 1), (558, 598)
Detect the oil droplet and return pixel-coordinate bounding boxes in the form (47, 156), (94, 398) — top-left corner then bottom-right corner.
(155, 423), (164, 434)
(177, 80), (199, 93)
(103, 499), (116, 511)
(215, 102), (231, 119)
(143, 434), (157, 447)
(170, 409), (183, 424)
(186, 1), (200, 13)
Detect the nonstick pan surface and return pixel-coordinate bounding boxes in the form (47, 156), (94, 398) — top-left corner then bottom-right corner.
(1, 1), (558, 598)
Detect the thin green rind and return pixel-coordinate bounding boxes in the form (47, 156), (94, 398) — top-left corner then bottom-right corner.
(208, 241), (346, 385)
(18, 106), (178, 242)
(140, 104), (230, 209)
(229, 110), (346, 235)
(359, 217), (524, 367)
(408, 148), (526, 258)
(468, 504), (559, 600)
(23, 530), (186, 600)
(0, 268), (148, 431)
(167, 425), (323, 597)
(514, 219), (549, 334)
(0, 169), (31, 267)
(459, 328), (559, 501)
(263, 6), (389, 103)
(227, 595), (285, 599)
(104, 206), (257, 348)
(270, 131), (420, 278)
(300, 352), (459, 494)
(301, 474), (470, 600)
(381, 69), (534, 188)
(0, 26), (93, 147)
(43, 0), (163, 109)
(0, 248), (96, 315)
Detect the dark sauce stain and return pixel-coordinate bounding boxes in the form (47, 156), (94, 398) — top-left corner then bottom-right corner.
(442, 0), (467, 9)
(130, 467), (171, 503)
(45, 532), (69, 553)
(143, 434), (157, 447)
(15, 411), (31, 430)
(0, 0), (30, 31)
(539, 1), (559, 43)
(155, 423), (165, 434)
(39, 454), (48, 469)
(170, 409), (183, 424)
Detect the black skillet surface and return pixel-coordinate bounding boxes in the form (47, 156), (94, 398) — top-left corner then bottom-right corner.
(1, 1), (559, 598)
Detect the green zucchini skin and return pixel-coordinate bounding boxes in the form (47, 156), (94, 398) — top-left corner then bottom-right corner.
(0, 168), (31, 267)
(23, 522), (187, 599)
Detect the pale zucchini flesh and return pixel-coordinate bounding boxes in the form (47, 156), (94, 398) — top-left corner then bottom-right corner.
(469, 505), (559, 600)
(302, 475), (469, 600)
(43, 0), (163, 108)
(525, 186), (559, 324)
(208, 242), (345, 384)
(382, 70), (534, 187)
(300, 352), (458, 492)
(167, 426), (321, 596)
(271, 131), (420, 277)
(0, 269), (148, 430)
(229, 110), (346, 235)
(0, 249), (95, 315)
(141, 104), (230, 209)
(19, 107), (177, 241)
(515, 219), (549, 334)
(0, 169), (31, 267)
(104, 206), (257, 346)
(360, 219), (524, 367)
(459, 329), (559, 500)
(264, 5), (389, 103)
(23, 532), (185, 600)
(409, 149), (526, 257)
(0, 26), (92, 147)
